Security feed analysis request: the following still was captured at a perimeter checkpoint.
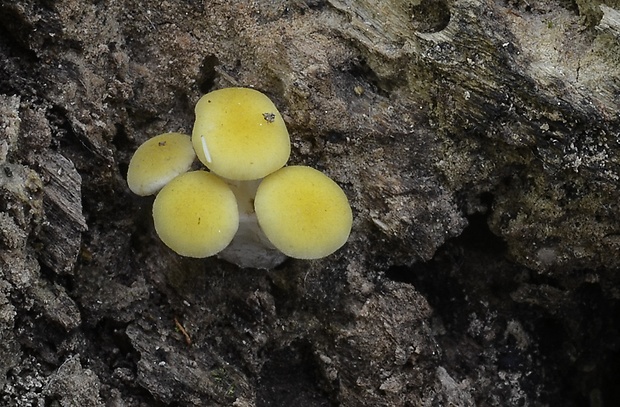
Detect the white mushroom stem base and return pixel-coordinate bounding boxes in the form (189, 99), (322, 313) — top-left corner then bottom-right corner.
(216, 178), (287, 269)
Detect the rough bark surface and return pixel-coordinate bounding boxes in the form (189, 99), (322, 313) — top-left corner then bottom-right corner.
(1, 0), (619, 406)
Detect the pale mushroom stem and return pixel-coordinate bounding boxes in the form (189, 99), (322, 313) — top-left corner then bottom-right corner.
(217, 178), (287, 269)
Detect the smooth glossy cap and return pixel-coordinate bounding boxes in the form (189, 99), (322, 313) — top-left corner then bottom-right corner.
(127, 133), (196, 196)
(192, 87), (290, 180)
(255, 166), (352, 259)
(152, 171), (239, 258)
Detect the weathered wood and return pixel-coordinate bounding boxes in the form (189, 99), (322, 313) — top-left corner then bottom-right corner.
(38, 151), (87, 275)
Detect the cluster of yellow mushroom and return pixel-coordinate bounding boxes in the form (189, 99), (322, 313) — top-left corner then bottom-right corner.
(127, 87), (352, 268)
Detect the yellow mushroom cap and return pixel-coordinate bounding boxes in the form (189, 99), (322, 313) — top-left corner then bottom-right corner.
(192, 87), (291, 180)
(254, 166), (352, 259)
(127, 133), (196, 196)
(152, 171), (239, 258)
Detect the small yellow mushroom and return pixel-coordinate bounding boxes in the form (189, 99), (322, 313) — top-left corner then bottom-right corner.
(152, 171), (239, 258)
(254, 166), (352, 259)
(192, 87), (290, 181)
(127, 133), (196, 196)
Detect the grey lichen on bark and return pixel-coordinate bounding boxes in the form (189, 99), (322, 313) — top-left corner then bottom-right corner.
(324, 0), (620, 272)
